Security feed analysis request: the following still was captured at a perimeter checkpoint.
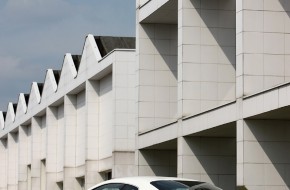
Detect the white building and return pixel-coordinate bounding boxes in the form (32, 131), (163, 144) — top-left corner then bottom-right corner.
(1, 0), (290, 189)
(0, 35), (136, 190)
(136, 0), (290, 189)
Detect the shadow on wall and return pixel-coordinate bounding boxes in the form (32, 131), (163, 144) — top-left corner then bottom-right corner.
(139, 149), (177, 177)
(192, 0), (236, 68)
(279, 0), (290, 17)
(141, 23), (178, 79)
(189, 137), (236, 190)
(247, 120), (290, 188)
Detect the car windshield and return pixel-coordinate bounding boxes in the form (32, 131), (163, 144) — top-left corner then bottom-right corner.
(150, 180), (221, 190)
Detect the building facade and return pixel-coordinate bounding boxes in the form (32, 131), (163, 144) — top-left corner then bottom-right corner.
(1, 0), (290, 189)
(0, 36), (136, 190)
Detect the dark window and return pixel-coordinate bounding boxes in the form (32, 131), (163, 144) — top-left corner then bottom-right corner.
(122, 184), (138, 190)
(93, 183), (138, 190)
(151, 180), (188, 190)
(151, 180), (220, 190)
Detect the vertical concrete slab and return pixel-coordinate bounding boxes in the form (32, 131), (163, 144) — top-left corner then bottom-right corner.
(31, 117), (42, 190)
(85, 80), (101, 189)
(178, 136), (236, 189)
(99, 74), (113, 160)
(64, 95), (77, 190)
(111, 56), (137, 179)
(76, 91), (86, 168)
(8, 132), (18, 190)
(18, 126), (31, 190)
(0, 138), (7, 190)
(46, 106), (58, 189)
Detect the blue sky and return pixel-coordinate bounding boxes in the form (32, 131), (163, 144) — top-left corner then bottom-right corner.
(0, 0), (136, 111)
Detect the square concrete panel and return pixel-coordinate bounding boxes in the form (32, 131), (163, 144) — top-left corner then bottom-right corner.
(182, 63), (199, 82)
(182, 8), (201, 27)
(264, 11), (285, 33)
(183, 44), (201, 63)
(263, 54), (284, 76)
(264, 33), (284, 54)
(243, 32), (263, 54)
(200, 82), (218, 100)
(183, 26), (201, 45)
(243, 54), (264, 75)
(243, 10), (263, 32)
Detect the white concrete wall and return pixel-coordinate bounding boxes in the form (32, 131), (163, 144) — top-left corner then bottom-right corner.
(178, 0), (236, 116)
(0, 139), (7, 190)
(99, 74), (113, 160)
(113, 52), (136, 152)
(8, 132), (18, 190)
(137, 23), (178, 133)
(46, 106), (60, 190)
(76, 91), (86, 167)
(18, 126), (31, 190)
(85, 80), (102, 189)
(237, 0), (290, 96)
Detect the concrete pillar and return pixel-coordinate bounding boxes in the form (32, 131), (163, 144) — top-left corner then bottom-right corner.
(76, 91), (86, 169)
(18, 126), (31, 190)
(177, 136), (236, 190)
(85, 80), (102, 189)
(0, 138), (7, 190)
(31, 117), (42, 190)
(178, 0), (236, 116)
(64, 95), (83, 190)
(237, 119), (290, 189)
(112, 59), (136, 179)
(8, 132), (18, 190)
(46, 106), (57, 190)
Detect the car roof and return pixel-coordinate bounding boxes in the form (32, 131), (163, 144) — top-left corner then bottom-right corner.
(88, 176), (200, 190)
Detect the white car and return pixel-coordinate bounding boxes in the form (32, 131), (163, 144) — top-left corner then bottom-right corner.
(88, 176), (222, 190)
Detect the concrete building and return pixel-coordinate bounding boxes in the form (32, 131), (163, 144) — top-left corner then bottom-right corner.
(0, 35), (136, 190)
(136, 0), (290, 190)
(1, 0), (290, 190)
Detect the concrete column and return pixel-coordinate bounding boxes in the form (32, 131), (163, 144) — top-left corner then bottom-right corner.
(178, 0), (236, 116)
(0, 138), (7, 190)
(85, 80), (102, 189)
(177, 136), (236, 190)
(237, 119), (290, 189)
(8, 132), (18, 190)
(64, 95), (82, 190)
(31, 117), (42, 190)
(112, 59), (136, 179)
(46, 106), (61, 190)
(76, 91), (86, 169)
(18, 126), (31, 190)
